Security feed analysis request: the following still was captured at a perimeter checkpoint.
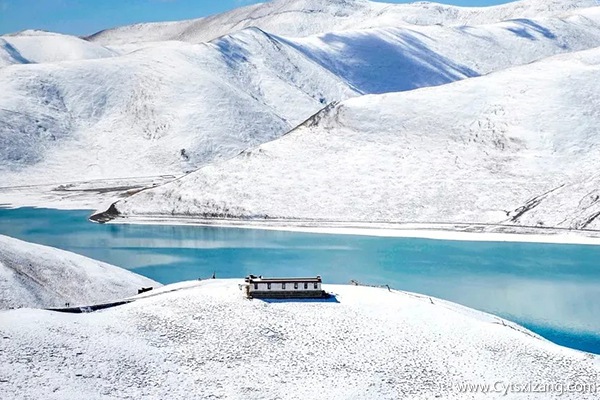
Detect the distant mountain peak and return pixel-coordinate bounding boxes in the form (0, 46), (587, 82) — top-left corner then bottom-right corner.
(4, 29), (57, 37)
(86, 0), (600, 46)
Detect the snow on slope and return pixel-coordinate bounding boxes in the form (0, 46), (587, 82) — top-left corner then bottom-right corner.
(87, 0), (599, 46)
(5, 9), (600, 190)
(108, 46), (600, 231)
(0, 28), (355, 185)
(0, 280), (598, 399)
(281, 8), (600, 93)
(0, 235), (158, 309)
(0, 30), (115, 68)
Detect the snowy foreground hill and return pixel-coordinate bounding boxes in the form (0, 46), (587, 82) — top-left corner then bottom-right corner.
(87, 0), (599, 45)
(1, 1), (600, 201)
(104, 46), (600, 231)
(0, 235), (158, 309)
(0, 279), (598, 399)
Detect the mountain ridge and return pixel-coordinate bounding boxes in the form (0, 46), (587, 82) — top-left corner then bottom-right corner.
(86, 0), (600, 46)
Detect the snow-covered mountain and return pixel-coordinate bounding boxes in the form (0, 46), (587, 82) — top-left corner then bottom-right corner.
(0, 234), (158, 309)
(105, 46), (600, 231)
(0, 30), (115, 68)
(283, 8), (600, 93)
(0, 28), (355, 185)
(1, 279), (598, 399)
(87, 0), (599, 46)
(3, 8), (600, 189)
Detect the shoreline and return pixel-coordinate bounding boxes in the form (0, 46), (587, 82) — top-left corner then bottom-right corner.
(4, 183), (600, 246)
(104, 215), (600, 246)
(4, 202), (600, 245)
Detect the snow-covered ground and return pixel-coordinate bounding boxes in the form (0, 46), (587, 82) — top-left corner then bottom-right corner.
(87, 0), (599, 45)
(0, 234), (158, 309)
(105, 46), (600, 231)
(0, 279), (598, 399)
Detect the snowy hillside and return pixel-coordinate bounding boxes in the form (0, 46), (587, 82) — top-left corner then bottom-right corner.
(87, 0), (599, 46)
(106, 46), (600, 231)
(1, 279), (598, 399)
(0, 30), (115, 68)
(4, 9), (600, 191)
(0, 235), (158, 309)
(282, 8), (600, 93)
(0, 29), (355, 186)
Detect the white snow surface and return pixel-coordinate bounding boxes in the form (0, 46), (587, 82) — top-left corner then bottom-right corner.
(0, 234), (158, 309)
(87, 0), (599, 46)
(0, 30), (115, 68)
(0, 279), (598, 399)
(3, 8), (600, 191)
(112, 46), (600, 231)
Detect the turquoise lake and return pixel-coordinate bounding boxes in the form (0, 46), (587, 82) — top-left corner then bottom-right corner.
(0, 207), (599, 354)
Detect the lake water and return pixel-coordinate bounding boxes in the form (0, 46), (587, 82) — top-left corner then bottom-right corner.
(1, 207), (599, 354)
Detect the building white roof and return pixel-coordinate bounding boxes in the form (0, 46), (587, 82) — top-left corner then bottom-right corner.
(245, 275), (321, 283)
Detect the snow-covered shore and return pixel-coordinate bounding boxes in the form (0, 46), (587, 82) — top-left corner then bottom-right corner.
(0, 175), (177, 211)
(0, 234), (159, 309)
(0, 279), (598, 399)
(97, 215), (600, 246)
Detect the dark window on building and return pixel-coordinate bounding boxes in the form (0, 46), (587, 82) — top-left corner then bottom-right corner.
(314, 283), (318, 289)
(282, 283), (286, 289)
(267, 283), (271, 290)
(294, 282), (298, 289)
(304, 283), (308, 289)
(254, 283), (258, 290)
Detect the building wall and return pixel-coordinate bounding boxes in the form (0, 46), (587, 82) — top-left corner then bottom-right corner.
(248, 282), (321, 292)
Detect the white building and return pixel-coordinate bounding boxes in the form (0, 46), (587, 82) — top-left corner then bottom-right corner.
(243, 275), (326, 299)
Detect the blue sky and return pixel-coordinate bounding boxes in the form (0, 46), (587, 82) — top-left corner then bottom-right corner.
(0, 0), (513, 36)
